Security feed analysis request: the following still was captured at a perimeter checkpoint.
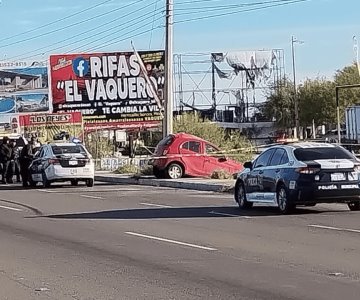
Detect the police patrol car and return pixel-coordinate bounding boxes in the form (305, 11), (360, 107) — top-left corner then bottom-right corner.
(235, 142), (360, 214)
(29, 142), (95, 188)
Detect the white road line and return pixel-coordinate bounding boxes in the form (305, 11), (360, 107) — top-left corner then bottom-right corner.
(209, 211), (252, 218)
(125, 232), (217, 251)
(80, 195), (104, 199)
(0, 205), (22, 212)
(139, 202), (172, 208)
(36, 189), (55, 193)
(309, 224), (360, 234)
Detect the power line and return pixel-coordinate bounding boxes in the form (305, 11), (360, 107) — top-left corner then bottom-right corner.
(149, 0), (161, 49)
(0, 0), (114, 43)
(174, 0), (309, 23)
(0, 0), (149, 49)
(8, 11), (164, 63)
(83, 17), (165, 53)
(5, 0), (161, 62)
(176, 0), (299, 11)
(67, 13), (164, 53)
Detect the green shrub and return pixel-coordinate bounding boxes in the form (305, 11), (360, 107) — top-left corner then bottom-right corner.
(114, 164), (139, 174)
(140, 165), (154, 176)
(211, 169), (234, 180)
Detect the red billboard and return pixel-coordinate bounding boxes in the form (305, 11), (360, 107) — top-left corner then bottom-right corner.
(49, 51), (165, 130)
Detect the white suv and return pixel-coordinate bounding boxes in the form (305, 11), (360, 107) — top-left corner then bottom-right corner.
(29, 142), (95, 187)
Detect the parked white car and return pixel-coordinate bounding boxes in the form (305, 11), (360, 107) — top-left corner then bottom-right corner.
(29, 142), (95, 187)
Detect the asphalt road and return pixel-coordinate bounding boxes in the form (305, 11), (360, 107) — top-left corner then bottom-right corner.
(0, 182), (360, 300)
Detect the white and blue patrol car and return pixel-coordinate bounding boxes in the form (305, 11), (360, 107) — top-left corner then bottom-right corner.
(235, 142), (360, 214)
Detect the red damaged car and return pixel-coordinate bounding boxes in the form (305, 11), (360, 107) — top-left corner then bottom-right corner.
(151, 133), (243, 179)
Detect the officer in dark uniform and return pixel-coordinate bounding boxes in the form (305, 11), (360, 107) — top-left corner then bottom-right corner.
(19, 143), (34, 187)
(0, 137), (12, 184)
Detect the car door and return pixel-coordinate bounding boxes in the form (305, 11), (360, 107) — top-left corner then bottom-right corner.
(263, 148), (288, 202)
(203, 143), (225, 176)
(179, 140), (206, 176)
(30, 146), (46, 181)
(245, 148), (276, 202)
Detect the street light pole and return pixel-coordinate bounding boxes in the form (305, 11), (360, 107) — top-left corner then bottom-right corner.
(291, 36), (300, 139)
(163, 0), (174, 138)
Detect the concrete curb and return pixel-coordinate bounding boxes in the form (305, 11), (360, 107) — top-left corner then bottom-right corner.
(95, 175), (235, 193)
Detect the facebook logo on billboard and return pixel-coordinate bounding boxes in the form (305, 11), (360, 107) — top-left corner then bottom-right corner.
(72, 57), (89, 77)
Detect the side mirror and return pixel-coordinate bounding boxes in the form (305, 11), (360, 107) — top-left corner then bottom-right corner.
(218, 156), (227, 162)
(243, 161), (253, 170)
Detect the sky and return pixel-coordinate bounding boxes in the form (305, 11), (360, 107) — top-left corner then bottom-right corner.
(0, 0), (359, 96)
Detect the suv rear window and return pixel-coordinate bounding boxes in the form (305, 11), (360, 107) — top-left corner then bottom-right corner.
(52, 145), (86, 155)
(294, 147), (354, 161)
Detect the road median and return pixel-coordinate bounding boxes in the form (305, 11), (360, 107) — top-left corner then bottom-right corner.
(95, 172), (235, 193)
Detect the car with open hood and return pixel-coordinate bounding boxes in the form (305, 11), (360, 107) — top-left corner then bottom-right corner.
(151, 133), (243, 179)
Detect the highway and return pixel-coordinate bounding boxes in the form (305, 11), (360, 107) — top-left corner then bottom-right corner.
(0, 183), (359, 299)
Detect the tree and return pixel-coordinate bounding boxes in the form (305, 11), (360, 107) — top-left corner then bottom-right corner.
(262, 78), (295, 129)
(334, 63), (360, 109)
(173, 113), (253, 162)
(298, 77), (335, 127)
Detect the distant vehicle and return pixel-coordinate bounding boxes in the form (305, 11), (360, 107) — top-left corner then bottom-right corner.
(29, 142), (95, 187)
(53, 131), (70, 141)
(346, 105), (360, 143)
(320, 128), (346, 143)
(235, 142), (360, 214)
(151, 133), (243, 179)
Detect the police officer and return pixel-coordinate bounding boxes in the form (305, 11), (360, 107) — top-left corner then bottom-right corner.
(19, 142), (34, 187)
(0, 137), (12, 184)
(8, 140), (21, 183)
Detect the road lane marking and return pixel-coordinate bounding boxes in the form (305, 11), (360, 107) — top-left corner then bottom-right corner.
(80, 195), (104, 199)
(309, 224), (360, 234)
(209, 211), (252, 218)
(139, 202), (172, 208)
(125, 232), (217, 251)
(37, 189), (55, 193)
(0, 205), (22, 212)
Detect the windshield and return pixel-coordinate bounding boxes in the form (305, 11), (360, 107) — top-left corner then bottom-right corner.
(52, 145), (86, 155)
(294, 147), (354, 161)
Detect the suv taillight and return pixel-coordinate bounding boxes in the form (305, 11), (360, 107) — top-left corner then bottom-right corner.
(354, 164), (360, 173)
(296, 167), (320, 174)
(48, 158), (60, 165)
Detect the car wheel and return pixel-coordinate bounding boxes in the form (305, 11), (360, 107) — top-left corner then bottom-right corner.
(42, 172), (51, 188)
(277, 185), (295, 214)
(348, 202), (360, 211)
(71, 180), (79, 186)
(236, 182), (253, 209)
(153, 166), (165, 179)
(167, 163), (183, 179)
(86, 179), (94, 187)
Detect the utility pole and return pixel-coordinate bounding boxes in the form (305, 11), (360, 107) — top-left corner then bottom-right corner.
(211, 56), (216, 120)
(291, 36), (300, 139)
(163, 0), (174, 138)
